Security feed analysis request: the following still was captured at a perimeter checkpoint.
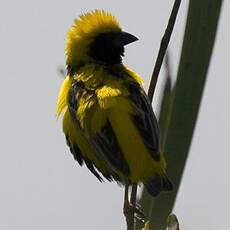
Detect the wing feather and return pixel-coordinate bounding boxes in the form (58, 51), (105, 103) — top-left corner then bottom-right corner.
(106, 66), (160, 160)
(65, 134), (84, 166)
(67, 80), (126, 180)
(67, 72), (160, 182)
(129, 83), (160, 160)
(90, 120), (130, 176)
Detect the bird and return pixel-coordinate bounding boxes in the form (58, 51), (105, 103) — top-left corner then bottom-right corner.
(56, 9), (172, 219)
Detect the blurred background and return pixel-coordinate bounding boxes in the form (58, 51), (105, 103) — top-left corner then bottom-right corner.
(0, 0), (229, 229)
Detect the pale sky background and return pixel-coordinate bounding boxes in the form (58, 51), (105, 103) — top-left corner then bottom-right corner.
(0, 0), (229, 230)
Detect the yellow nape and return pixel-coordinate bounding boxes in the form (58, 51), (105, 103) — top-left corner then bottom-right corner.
(65, 10), (121, 67)
(56, 75), (72, 117)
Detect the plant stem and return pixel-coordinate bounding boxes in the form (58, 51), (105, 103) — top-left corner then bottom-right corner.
(148, 0), (181, 101)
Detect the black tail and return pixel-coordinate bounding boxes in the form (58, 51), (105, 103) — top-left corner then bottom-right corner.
(144, 175), (173, 197)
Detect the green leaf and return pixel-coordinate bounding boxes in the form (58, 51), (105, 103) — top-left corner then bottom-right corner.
(140, 1), (223, 229)
(136, 0), (222, 230)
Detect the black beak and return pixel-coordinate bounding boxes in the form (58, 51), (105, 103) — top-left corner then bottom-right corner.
(114, 32), (138, 47)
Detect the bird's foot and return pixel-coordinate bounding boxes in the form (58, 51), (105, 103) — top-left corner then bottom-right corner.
(123, 202), (145, 225)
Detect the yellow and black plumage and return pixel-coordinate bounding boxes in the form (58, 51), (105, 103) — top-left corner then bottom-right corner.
(56, 10), (172, 196)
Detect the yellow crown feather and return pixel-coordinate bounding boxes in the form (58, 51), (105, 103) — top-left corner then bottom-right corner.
(65, 10), (121, 67)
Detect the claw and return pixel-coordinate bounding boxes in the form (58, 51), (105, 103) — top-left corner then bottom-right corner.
(134, 214), (145, 226)
(123, 203), (146, 224)
(131, 204), (146, 220)
(123, 184), (146, 229)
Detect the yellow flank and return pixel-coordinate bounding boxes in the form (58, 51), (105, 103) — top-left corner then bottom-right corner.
(65, 10), (121, 68)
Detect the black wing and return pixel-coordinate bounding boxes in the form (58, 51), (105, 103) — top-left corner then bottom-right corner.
(129, 83), (160, 160)
(67, 80), (106, 181)
(106, 67), (160, 160)
(68, 80), (130, 178)
(67, 80), (123, 182)
(90, 120), (130, 176)
(65, 133), (84, 166)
